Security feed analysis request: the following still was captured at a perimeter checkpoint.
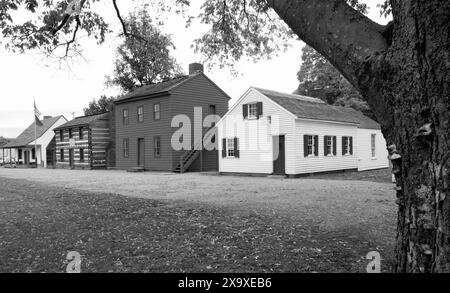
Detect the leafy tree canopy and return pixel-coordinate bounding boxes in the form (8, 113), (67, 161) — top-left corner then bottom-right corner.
(105, 7), (183, 93)
(83, 95), (116, 116)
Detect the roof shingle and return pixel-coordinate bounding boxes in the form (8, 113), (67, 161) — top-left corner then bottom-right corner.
(255, 88), (380, 129)
(54, 112), (110, 130)
(2, 116), (64, 148)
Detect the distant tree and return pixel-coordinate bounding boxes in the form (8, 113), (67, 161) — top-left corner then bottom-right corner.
(0, 136), (9, 147)
(83, 95), (117, 116)
(105, 8), (183, 93)
(294, 46), (373, 118)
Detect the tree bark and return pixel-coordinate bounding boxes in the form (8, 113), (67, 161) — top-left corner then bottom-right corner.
(270, 0), (450, 272)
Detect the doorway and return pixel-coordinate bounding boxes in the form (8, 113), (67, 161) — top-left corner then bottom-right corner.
(273, 135), (286, 175)
(137, 138), (145, 167)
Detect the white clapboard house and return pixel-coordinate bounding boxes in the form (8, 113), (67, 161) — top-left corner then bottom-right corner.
(217, 88), (389, 177)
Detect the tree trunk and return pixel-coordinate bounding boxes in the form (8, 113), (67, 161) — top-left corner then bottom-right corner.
(371, 0), (450, 273)
(270, 0), (449, 272)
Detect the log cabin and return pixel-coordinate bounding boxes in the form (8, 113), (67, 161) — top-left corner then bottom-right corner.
(217, 87), (389, 177)
(54, 112), (113, 169)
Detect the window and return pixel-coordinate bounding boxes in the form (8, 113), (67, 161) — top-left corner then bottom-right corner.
(60, 130), (64, 141)
(18, 149), (23, 160)
(209, 105), (216, 115)
(342, 136), (353, 156)
(123, 139), (129, 158)
(324, 136), (336, 156)
(79, 127), (84, 140)
(137, 106), (144, 123)
(154, 103), (161, 120)
(32, 148), (35, 159)
(79, 149), (84, 162)
(307, 135), (314, 156)
(60, 149), (64, 162)
(154, 136), (161, 157)
(123, 109), (129, 125)
(222, 138), (240, 158)
(248, 103), (258, 119)
(371, 134), (376, 158)
(68, 128), (73, 139)
(304, 135), (318, 157)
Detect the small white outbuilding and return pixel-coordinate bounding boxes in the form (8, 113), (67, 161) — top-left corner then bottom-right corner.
(217, 87), (389, 177)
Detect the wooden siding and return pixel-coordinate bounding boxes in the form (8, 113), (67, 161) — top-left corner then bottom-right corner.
(115, 74), (229, 172)
(115, 95), (173, 171)
(356, 128), (389, 171)
(294, 120), (359, 174)
(170, 74), (229, 171)
(218, 88), (295, 174)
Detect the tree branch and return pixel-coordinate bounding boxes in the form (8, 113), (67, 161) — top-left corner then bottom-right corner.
(268, 0), (389, 90)
(113, 0), (128, 36)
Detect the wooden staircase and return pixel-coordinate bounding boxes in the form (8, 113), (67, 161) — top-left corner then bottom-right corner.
(174, 126), (216, 173)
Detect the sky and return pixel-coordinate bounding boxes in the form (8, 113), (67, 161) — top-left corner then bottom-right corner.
(0, 0), (390, 138)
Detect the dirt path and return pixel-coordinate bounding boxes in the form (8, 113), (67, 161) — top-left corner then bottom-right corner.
(0, 168), (396, 244)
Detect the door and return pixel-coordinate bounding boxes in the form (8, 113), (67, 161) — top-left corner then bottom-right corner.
(273, 135), (286, 175)
(24, 151), (29, 166)
(69, 149), (74, 169)
(137, 138), (145, 167)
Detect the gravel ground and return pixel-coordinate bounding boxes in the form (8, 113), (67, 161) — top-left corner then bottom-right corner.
(0, 168), (396, 245)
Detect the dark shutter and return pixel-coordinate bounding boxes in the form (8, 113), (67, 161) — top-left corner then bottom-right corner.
(333, 136), (337, 156)
(349, 137), (354, 155)
(234, 137), (240, 158)
(314, 135), (319, 156)
(342, 137), (346, 155)
(222, 139), (227, 158)
(304, 135), (308, 157)
(324, 136), (328, 156)
(256, 102), (263, 119)
(243, 104), (248, 119)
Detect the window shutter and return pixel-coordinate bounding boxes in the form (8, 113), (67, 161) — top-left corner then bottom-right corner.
(333, 136), (337, 156)
(222, 139), (227, 158)
(350, 137), (354, 155)
(314, 135), (319, 156)
(243, 104), (248, 119)
(234, 137), (240, 158)
(303, 135), (308, 157)
(256, 102), (263, 119)
(342, 137), (346, 155)
(324, 136), (328, 156)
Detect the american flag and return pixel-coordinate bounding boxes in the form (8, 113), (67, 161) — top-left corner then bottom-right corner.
(34, 100), (43, 126)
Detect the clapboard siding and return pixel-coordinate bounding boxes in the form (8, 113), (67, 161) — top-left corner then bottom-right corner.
(115, 96), (173, 171)
(218, 88), (295, 174)
(294, 120), (359, 174)
(357, 128), (389, 171)
(170, 74), (229, 171)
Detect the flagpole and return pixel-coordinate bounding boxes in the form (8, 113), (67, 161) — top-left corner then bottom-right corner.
(34, 99), (37, 168)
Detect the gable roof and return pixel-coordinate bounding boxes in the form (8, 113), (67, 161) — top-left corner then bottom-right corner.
(114, 74), (194, 104)
(2, 116), (65, 148)
(54, 112), (110, 131)
(254, 88), (380, 129)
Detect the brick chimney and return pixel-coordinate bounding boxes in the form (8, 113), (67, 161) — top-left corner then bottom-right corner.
(189, 63), (204, 75)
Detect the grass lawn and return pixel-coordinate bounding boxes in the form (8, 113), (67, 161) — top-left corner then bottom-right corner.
(0, 175), (395, 273)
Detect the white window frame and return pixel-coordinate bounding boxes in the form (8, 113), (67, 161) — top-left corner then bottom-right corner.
(137, 106), (144, 123)
(307, 135), (314, 157)
(326, 136), (334, 156)
(248, 103), (258, 119)
(154, 103), (161, 121)
(227, 138), (235, 158)
(371, 134), (377, 158)
(343, 136), (350, 156)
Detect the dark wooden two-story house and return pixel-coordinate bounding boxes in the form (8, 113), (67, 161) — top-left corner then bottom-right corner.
(114, 63), (230, 172)
(54, 112), (113, 169)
